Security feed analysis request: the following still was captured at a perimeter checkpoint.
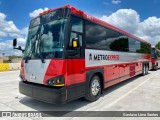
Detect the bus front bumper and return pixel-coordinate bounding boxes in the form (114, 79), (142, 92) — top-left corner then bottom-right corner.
(19, 81), (67, 104)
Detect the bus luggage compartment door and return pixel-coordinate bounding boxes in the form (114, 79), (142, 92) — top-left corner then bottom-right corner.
(130, 65), (135, 77)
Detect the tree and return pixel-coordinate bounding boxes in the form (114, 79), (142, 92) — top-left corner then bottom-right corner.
(155, 42), (160, 50)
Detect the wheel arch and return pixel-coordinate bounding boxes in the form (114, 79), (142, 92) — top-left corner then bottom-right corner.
(86, 68), (104, 93)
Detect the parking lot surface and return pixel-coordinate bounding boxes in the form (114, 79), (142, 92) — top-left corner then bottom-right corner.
(0, 70), (160, 120)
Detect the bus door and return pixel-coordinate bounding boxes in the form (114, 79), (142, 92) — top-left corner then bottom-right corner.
(66, 16), (85, 100)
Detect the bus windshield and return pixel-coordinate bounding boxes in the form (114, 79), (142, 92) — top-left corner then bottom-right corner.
(24, 10), (68, 60)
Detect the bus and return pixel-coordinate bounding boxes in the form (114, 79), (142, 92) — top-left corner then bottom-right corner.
(13, 5), (152, 104)
(151, 47), (160, 70)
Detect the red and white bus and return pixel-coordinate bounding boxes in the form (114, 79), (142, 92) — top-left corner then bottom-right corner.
(13, 5), (152, 103)
(151, 47), (160, 70)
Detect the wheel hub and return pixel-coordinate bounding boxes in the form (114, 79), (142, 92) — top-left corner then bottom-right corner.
(91, 79), (100, 96)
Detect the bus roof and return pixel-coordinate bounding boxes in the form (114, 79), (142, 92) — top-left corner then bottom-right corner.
(39, 5), (151, 45)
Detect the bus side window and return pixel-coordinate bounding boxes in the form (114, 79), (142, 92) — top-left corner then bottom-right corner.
(71, 16), (83, 33)
(78, 34), (82, 47)
(68, 16), (84, 57)
(69, 32), (77, 48)
(69, 33), (82, 48)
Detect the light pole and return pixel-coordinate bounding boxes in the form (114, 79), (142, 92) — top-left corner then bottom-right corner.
(2, 53), (5, 57)
(1, 53), (5, 63)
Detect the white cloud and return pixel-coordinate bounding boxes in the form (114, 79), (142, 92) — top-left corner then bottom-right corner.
(20, 27), (28, 35)
(138, 17), (160, 37)
(0, 12), (26, 38)
(0, 40), (12, 51)
(2, 7), (160, 56)
(112, 0), (121, 5)
(0, 12), (28, 56)
(3, 21), (19, 33)
(100, 9), (160, 45)
(0, 7), (49, 56)
(29, 8), (49, 18)
(0, 12), (5, 19)
(101, 9), (140, 34)
(0, 31), (7, 37)
(0, 37), (26, 56)
(20, 27), (28, 39)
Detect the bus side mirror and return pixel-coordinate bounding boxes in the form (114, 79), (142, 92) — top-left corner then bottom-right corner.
(72, 38), (79, 48)
(18, 46), (22, 51)
(13, 38), (24, 52)
(13, 38), (17, 49)
(18, 46), (24, 53)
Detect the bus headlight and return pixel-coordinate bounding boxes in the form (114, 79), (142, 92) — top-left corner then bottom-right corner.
(46, 76), (64, 87)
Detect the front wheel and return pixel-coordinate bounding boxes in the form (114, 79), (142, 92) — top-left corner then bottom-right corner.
(85, 75), (101, 102)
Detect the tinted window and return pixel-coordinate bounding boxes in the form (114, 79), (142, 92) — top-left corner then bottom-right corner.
(69, 16), (83, 49)
(155, 49), (160, 59)
(69, 33), (83, 48)
(85, 21), (128, 51)
(109, 36), (129, 51)
(71, 16), (83, 33)
(67, 16), (84, 58)
(128, 38), (151, 54)
(137, 42), (151, 54)
(152, 48), (156, 58)
(85, 20), (151, 54)
(129, 38), (141, 52)
(85, 22), (107, 49)
(86, 22), (106, 49)
(69, 32), (77, 47)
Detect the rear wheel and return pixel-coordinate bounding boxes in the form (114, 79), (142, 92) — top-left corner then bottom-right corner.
(85, 75), (101, 102)
(142, 64), (146, 76)
(155, 64), (158, 71)
(145, 65), (149, 75)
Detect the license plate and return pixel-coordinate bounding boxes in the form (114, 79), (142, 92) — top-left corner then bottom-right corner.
(30, 74), (36, 81)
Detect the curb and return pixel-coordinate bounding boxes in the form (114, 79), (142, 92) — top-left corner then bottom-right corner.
(0, 63), (20, 72)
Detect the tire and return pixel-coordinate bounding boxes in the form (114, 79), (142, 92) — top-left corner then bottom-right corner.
(142, 64), (146, 76)
(155, 64), (158, 71)
(145, 65), (149, 75)
(85, 75), (101, 102)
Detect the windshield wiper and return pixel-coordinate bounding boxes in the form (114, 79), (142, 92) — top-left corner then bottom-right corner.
(25, 28), (46, 64)
(25, 37), (45, 63)
(25, 56), (29, 63)
(37, 32), (45, 63)
(25, 42), (36, 63)
(40, 53), (45, 63)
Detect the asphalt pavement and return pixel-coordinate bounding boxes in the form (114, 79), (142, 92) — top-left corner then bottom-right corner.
(0, 70), (160, 120)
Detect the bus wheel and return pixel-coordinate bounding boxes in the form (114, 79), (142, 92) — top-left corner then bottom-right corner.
(142, 64), (146, 76)
(145, 65), (149, 74)
(85, 75), (101, 102)
(155, 64), (158, 70)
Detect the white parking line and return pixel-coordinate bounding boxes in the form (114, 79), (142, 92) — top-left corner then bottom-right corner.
(0, 70), (19, 74)
(0, 80), (19, 83)
(100, 73), (159, 110)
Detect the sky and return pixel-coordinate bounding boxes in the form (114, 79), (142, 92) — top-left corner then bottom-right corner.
(0, 0), (160, 56)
